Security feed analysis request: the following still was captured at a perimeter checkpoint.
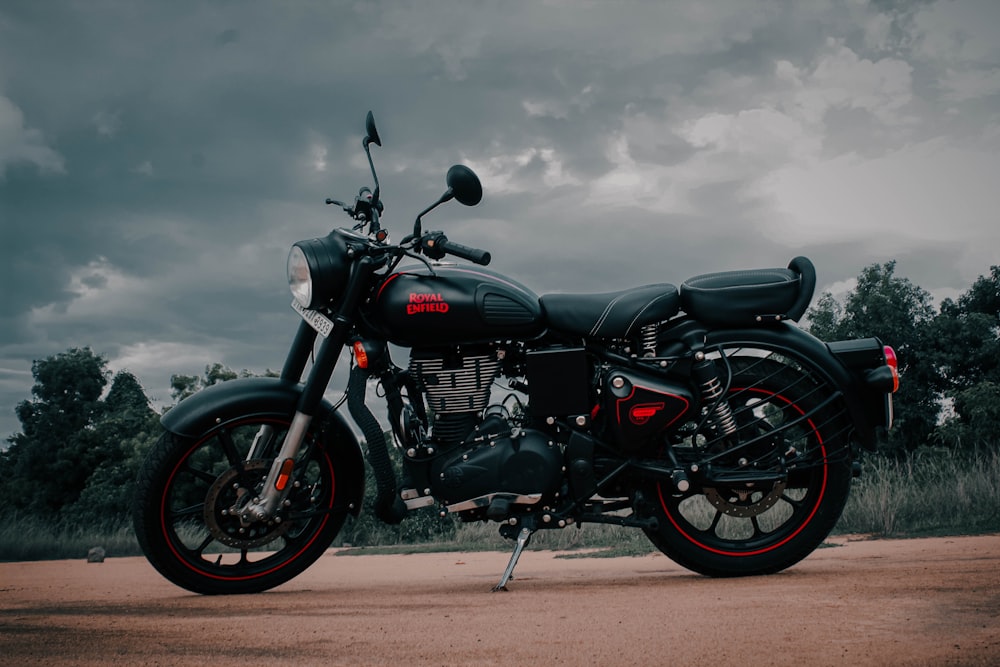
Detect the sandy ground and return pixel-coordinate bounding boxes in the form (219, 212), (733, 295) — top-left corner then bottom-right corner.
(1, 535), (999, 667)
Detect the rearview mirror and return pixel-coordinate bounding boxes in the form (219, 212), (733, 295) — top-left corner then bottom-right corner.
(446, 165), (482, 206)
(365, 111), (381, 147)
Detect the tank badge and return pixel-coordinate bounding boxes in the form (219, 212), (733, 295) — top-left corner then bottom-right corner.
(629, 402), (665, 425)
(407, 292), (450, 315)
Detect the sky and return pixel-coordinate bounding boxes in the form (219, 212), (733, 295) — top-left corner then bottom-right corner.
(2, 0), (999, 441)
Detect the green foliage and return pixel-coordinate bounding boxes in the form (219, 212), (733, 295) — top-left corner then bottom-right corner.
(170, 362), (236, 401)
(1, 351), (160, 526)
(808, 262), (1000, 455)
(336, 432), (457, 547)
(837, 447), (1000, 536)
(170, 363), (279, 402)
(807, 262), (939, 452)
(3, 348), (113, 516)
(60, 387), (160, 526)
(935, 381), (1000, 450)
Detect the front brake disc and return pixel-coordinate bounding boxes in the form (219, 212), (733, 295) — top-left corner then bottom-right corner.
(203, 460), (290, 548)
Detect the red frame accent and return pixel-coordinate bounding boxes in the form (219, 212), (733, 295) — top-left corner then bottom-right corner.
(615, 385), (690, 429)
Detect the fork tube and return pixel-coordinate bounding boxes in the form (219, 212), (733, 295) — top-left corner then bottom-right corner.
(280, 320), (319, 383)
(295, 256), (377, 417)
(242, 257), (377, 523)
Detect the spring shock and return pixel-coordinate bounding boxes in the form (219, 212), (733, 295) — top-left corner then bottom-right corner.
(640, 323), (658, 357)
(692, 355), (738, 436)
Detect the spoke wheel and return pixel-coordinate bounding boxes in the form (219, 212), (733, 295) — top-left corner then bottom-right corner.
(134, 416), (349, 594)
(643, 353), (853, 577)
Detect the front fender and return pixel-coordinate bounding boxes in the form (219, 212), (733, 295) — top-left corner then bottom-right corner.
(704, 323), (884, 451)
(161, 377), (365, 515)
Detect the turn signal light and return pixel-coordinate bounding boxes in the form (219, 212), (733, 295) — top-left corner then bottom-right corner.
(353, 340), (369, 369)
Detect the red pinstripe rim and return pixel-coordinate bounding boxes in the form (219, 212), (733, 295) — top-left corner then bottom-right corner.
(160, 418), (336, 581)
(658, 387), (828, 557)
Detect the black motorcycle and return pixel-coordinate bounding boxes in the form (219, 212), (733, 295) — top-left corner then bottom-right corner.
(133, 112), (898, 594)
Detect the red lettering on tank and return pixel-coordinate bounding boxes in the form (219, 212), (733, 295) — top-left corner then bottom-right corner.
(406, 293), (450, 315)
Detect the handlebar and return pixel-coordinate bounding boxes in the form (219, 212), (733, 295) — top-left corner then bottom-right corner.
(421, 232), (491, 266)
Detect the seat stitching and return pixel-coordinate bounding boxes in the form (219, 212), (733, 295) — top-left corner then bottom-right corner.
(590, 293), (628, 336)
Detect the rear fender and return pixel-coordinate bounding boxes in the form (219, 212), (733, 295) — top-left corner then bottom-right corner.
(161, 377), (365, 515)
(700, 324), (886, 451)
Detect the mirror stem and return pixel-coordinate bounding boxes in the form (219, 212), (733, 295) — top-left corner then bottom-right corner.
(411, 190), (454, 240)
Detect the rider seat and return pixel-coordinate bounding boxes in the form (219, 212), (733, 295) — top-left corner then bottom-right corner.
(540, 284), (681, 338)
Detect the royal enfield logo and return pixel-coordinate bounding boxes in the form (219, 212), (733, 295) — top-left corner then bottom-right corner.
(407, 292), (450, 315)
(629, 402), (665, 425)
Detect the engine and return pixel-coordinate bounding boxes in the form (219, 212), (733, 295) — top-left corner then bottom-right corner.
(406, 347), (564, 514)
(409, 348), (502, 445)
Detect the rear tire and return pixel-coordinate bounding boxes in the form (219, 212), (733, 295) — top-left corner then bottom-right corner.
(643, 353), (853, 577)
(133, 416), (351, 594)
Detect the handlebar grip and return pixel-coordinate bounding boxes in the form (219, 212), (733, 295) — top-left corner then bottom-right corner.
(437, 238), (491, 265)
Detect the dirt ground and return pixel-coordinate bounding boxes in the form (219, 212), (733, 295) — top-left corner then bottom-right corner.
(1, 535), (999, 667)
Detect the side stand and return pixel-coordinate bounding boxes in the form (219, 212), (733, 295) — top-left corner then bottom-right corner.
(492, 525), (535, 592)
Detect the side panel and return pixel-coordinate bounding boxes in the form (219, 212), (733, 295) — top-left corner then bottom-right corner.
(161, 377), (365, 513)
(701, 324), (883, 450)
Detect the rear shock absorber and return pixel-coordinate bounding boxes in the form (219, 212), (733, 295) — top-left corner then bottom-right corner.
(639, 323), (659, 357)
(691, 353), (737, 437)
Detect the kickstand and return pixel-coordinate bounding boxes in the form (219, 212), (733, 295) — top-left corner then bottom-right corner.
(492, 526), (534, 592)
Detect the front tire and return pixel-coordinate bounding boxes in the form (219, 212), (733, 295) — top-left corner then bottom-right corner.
(643, 353), (854, 577)
(133, 416), (352, 594)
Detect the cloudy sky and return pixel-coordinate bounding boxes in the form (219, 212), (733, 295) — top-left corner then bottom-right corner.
(2, 0), (998, 440)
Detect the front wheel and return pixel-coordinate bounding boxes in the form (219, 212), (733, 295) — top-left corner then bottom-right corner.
(133, 416), (353, 594)
(642, 353), (854, 577)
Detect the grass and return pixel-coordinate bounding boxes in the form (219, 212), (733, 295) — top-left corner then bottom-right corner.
(336, 522), (656, 558)
(2, 447), (998, 562)
(0, 516), (143, 562)
(837, 446), (1000, 537)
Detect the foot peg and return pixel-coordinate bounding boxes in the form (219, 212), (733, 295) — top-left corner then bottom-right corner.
(492, 526), (534, 592)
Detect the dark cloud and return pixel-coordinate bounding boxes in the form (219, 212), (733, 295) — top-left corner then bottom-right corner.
(2, 1), (998, 439)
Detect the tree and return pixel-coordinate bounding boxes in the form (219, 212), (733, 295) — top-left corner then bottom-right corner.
(62, 371), (160, 525)
(170, 363), (278, 402)
(806, 262), (938, 453)
(959, 265), (1000, 319)
(2, 348), (111, 516)
(930, 266), (1000, 450)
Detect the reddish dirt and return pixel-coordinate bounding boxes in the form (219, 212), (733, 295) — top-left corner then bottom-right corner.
(1, 535), (999, 666)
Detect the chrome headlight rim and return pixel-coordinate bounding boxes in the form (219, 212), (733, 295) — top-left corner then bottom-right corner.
(287, 233), (350, 310)
(287, 244), (313, 308)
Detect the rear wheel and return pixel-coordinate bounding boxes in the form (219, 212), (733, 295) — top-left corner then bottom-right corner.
(133, 416), (352, 594)
(643, 352), (854, 576)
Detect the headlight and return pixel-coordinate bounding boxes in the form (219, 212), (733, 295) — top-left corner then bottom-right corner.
(287, 232), (351, 310)
(287, 245), (312, 307)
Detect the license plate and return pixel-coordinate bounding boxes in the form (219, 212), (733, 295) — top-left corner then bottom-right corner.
(291, 300), (333, 337)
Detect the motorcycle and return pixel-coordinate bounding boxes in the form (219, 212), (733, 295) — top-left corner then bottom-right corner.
(133, 112), (898, 594)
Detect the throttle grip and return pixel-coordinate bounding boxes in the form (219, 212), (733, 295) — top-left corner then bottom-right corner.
(438, 238), (491, 265)
(423, 233), (491, 265)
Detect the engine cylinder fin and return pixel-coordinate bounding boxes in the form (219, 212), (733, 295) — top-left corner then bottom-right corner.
(410, 356), (500, 411)
(410, 351), (502, 443)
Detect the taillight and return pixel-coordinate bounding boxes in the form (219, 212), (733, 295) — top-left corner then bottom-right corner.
(884, 345), (899, 393)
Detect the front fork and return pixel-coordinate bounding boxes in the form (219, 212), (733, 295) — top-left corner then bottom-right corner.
(239, 257), (378, 526)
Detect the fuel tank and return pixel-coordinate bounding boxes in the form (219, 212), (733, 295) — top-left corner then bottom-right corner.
(369, 265), (545, 346)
